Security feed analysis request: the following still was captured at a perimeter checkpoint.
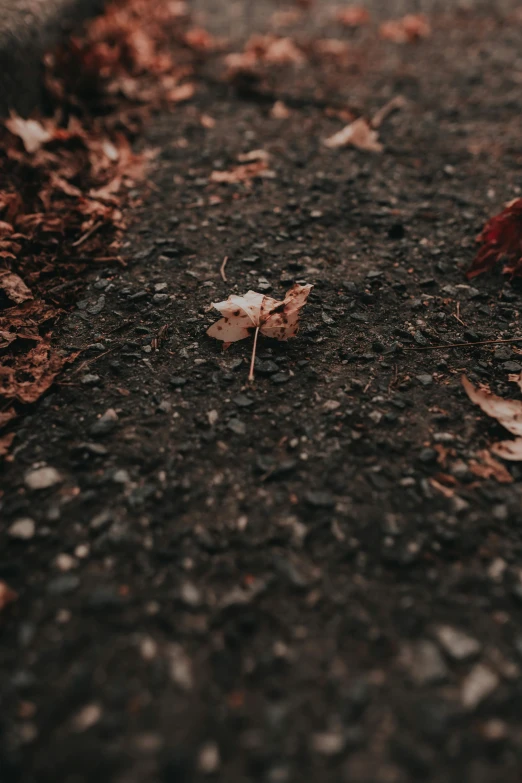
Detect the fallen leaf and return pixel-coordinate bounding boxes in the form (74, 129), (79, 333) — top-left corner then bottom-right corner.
(371, 95), (407, 129)
(335, 5), (371, 26)
(0, 432), (15, 456)
(0, 339), (70, 404)
(324, 117), (382, 152)
(5, 114), (53, 153)
(469, 450), (513, 482)
(0, 408), (17, 429)
(467, 198), (522, 279)
(463, 375), (522, 436)
(207, 283), (313, 381)
(0, 270), (33, 304)
(0, 580), (17, 611)
(209, 161), (275, 184)
(463, 375), (522, 461)
(380, 14), (431, 43)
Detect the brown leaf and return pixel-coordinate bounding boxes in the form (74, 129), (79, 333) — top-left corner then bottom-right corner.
(379, 14), (431, 43)
(469, 450), (513, 482)
(0, 270), (33, 304)
(209, 161), (275, 184)
(0, 407), (16, 429)
(0, 580), (17, 611)
(324, 117), (382, 152)
(0, 338), (69, 404)
(0, 432), (15, 456)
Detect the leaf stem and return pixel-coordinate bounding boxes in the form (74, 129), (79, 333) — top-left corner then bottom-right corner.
(248, 327), (260, 382)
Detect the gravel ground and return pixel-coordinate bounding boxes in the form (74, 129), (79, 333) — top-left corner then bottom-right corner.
(3, 1), (522, 782)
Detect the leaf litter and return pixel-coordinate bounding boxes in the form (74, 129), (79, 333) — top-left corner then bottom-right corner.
(463, 375), (522, 461)
(0, 0), (202, 452)
(207, 283), (313, 382)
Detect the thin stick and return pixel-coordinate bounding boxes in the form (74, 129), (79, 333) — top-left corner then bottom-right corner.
(248, 327), (260, 382)
(72, 220), (103, 248)
(404, 337), (522, 351)
(220, 255), (229, 282)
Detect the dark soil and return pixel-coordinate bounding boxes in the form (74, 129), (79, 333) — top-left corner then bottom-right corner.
(4, 2), (522, 782)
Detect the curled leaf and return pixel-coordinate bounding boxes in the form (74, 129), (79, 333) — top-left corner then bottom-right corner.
(324, 118), (382, 152)
(463, 375), (522, 461)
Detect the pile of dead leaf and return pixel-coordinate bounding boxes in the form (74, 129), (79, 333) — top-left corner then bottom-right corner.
(0, 0), (201, 456)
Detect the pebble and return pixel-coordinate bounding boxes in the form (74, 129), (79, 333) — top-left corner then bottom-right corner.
(257, 277), (272, 292)
(461, 664), (499, 709)
(502, 361), (522, 372)
(152, 293), (169, 303)
(233, 394), (254, 408)
(81, 374), (101, 386)
(170, 376), (187, 387)
(198, 742), (220, 774)
(416, 374), (433, 387)
(168, 644), (193, 690)
(90, 408), (118, 436)
(271, 372), (290, 384)
(47, 575), (80, 596)
(54, 554), (78, 572)
(73, 704), (102, 732)
(8, 518), (35, 540)
(24, 466), (62, 491)
(434, 626), (481, 661)
(305, 490), (335, 508)
(312, 730), (345, 756)
(405, 640), (448, 686)
(256, 360), (279, 375)
(227, 419), (246, 435)
(418, 448), (437, 464)
(323, 400), (341, 412)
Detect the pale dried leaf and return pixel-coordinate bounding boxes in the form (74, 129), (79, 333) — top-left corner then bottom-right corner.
(379, 14), (431, 43)
(491, 438), (522, 462)
(5, 115), (53, 153)
(324, 117), (383, 152)
(462, 375), (522, 437)
(207, 283), (313, 344)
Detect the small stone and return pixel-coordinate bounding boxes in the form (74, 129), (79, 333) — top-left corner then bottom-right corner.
(405, 641), (448, 686)
(47, 575), (80, 596)
(170, 376), (187, 387)
(419, 448), (437, 464)
(434, 626), (481, 661)
(312, 730), (345, 756)
(207, 410), (218, 426)
(90, 408), (118, 436)
(502, 361), (522, 372)
(8, 518), (35, 540)
(54, 554), (77, 572)
(233, 394), (254, 408)
(81, 374), (101, 386)
(416, 374), (433, 387)
(113, 469), (131, 484)
(198, 742), (220, 774)
(271, 372), (290, 384)
(461, 664), (499, 710)
(256, 360), (279, 375)
(73, 704), (102, 732)
(257, 277), (272, 292)
(180, 581), (201, 607)
(154, 282), (168, 292)
(168, 644), (193, 690)
(25, 467), (62, 491)
(227, 419), (246, 435)
(305, 490), (335, 508)
(323, 400), (341, 412)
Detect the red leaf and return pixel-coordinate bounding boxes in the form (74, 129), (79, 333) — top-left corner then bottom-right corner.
(467, 198), (522, 279)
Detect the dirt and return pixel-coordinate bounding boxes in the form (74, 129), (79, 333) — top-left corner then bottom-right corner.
(3, 1), (522, 782)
